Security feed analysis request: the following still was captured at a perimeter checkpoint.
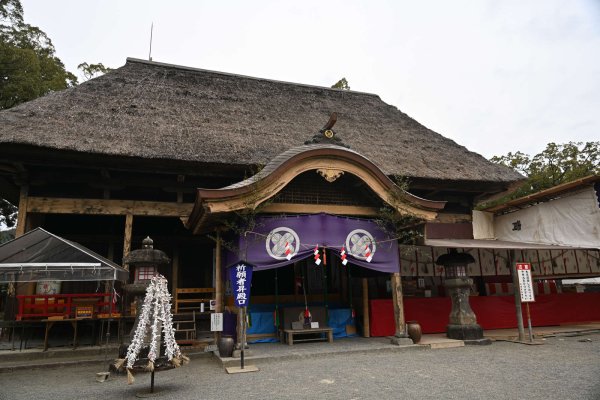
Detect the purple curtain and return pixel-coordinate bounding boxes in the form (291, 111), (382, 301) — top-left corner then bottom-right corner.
(226, 213), (399, 273)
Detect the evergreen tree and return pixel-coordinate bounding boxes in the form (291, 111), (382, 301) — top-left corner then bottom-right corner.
(0, 0), (77, 110)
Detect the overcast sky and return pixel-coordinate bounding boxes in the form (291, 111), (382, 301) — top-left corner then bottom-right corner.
(20, 0), (600, 159)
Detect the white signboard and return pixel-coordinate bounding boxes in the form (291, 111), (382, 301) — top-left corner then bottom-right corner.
(211, 312), (223, 331)
(516, 263), (535, 302)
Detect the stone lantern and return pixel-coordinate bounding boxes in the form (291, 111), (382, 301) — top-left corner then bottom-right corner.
(123, 237), (171, 338)
(436, 249), (490, 344)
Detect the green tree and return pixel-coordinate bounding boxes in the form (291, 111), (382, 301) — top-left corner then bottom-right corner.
(487, 141), (599, 203)
(0, 0), (77, 110)
(77, 62), (112, 81)
(0, 0), (77, 230)
(331, 77), (350, 90)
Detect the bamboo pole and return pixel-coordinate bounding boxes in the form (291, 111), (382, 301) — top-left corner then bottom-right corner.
(362, 278), (370, 338)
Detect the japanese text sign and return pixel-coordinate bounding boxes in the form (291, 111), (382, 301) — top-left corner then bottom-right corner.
(516, 263), (535, 303)
(229, 263), (253, 307)
(211, 313), (223, 331)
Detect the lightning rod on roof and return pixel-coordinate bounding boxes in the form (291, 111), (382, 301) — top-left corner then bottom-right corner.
(149, 22), (153, 61)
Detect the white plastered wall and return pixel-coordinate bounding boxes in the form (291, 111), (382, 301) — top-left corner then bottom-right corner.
(472, 210), (494, 239)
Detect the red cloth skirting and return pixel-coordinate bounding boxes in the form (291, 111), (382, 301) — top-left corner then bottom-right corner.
(369, 293), (600, 336)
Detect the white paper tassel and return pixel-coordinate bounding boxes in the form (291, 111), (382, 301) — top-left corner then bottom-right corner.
(124, 274), (186, 377)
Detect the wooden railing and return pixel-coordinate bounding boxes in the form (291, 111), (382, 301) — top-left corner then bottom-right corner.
(174, 288), (214, 313)
(16, 293), (116, 320)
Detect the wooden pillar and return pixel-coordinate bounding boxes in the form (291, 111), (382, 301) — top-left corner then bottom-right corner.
(172, 247), (180, 294)
(391, 272), (408, 337)
(340, 263), (348, 304)
(15, 185), (29, 237)
(362, 278), (370, 338)
(215, 230), (223, 313)
(293, 263), (299, 304)
(15, 185), (35, 295)
(214, 231), (223, 344)
(122, 213), (133, 270)
(107, 241), (115, 261)
(510, 250), (526, 341)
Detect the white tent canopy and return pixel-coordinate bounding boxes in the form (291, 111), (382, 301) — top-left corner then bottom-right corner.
(0, 228), (129, 282)
(563, 277), (600, 285)
(424, 238), (589, 250)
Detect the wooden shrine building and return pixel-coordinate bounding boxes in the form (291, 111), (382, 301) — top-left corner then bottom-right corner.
(1, 58), (598, 343)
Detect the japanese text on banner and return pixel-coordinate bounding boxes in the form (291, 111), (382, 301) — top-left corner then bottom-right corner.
(229, 263), (253, 307)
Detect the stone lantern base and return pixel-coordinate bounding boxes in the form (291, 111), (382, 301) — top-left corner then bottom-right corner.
(444, 277), (491, 345)
(447, 323), (490, 345)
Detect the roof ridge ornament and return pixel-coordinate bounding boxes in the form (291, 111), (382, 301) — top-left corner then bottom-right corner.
(304, 112), (350, 148)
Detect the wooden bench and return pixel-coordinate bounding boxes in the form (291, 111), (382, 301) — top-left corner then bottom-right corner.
(174, 288), (214, 313)
(283, 327), (333, 345)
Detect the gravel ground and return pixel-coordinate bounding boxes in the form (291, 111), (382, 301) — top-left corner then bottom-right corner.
(1, 333), (599, 400)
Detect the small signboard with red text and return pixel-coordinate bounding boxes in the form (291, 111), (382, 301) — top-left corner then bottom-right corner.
(516, 263), (535, 302)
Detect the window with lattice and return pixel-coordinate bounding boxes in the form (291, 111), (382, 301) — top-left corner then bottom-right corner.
(136, 266), (157, 281)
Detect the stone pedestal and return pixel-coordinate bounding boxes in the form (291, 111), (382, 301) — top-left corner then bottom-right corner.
(444, 278), (490, 345)
(390, 335), (414, 346)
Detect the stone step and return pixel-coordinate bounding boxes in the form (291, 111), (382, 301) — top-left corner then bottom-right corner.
(428, 340), (465, 349)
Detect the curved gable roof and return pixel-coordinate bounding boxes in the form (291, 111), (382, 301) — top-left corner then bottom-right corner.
(187, 144), (446, 233)
(0, 58), (522, 185)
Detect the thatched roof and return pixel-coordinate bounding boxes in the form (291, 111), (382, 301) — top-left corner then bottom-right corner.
(0, 58), (522, 183)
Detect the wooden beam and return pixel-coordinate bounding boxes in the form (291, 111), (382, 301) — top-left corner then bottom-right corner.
(123, 214), (133, 270)
(262, 203), (378, 216)
(27, 197), (193, 217)
(434, 213), (472, 223)
(362, 278), (370, 338)
(15, 185), (29, 237)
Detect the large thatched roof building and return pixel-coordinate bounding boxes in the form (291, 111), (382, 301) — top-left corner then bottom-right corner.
(10, 58), (593, 346)
(0, 58), (521, 196)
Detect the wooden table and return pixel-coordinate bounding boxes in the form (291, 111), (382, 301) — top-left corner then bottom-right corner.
(43, 319), (79, 351)
(9, 320), (45, 351)
(8, 317), (124, 351)
(282, 327), (333, 345)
